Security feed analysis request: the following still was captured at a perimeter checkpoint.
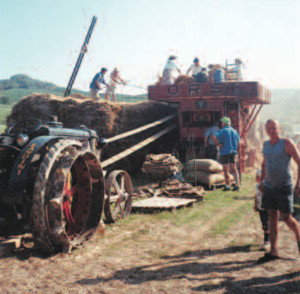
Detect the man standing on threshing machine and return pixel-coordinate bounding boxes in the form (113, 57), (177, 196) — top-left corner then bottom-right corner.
(162, 55), (181, 85)
(186, 57), (202, 77)
(213, 65), (225, 83)
(212, 117), (240, 191)
(257, 119), (300, 263)
(89, 68), (109, 100)
(105, 68), (127, 103)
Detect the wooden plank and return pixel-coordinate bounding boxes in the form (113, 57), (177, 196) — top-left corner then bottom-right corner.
(101, 124), (176, 168)
(105, 114), (177, 143)
(0, 237), (22, 257)
(132, 197), (196, 212)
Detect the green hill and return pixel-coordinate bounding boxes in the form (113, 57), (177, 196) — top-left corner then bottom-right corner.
(0, 74), (147, 105)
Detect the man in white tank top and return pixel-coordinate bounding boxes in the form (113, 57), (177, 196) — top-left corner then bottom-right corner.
(258, 119), (300, 263)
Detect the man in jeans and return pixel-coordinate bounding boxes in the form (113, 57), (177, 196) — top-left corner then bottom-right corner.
(212, 117), (240, 191)
(257, 119), (300, 263)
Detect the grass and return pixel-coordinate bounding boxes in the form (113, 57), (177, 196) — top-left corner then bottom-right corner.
(98, 172), (256, 256)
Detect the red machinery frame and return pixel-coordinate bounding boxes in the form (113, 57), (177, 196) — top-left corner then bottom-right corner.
(148, 81), (271, 172)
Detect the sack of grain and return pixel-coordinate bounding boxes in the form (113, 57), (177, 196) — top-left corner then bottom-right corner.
(142, 153), (182, 181)
(186, 159), (223, 173)
(186, 170), (234, 186)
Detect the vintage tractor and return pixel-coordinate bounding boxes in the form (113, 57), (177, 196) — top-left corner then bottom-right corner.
(0, 118), (133, 252)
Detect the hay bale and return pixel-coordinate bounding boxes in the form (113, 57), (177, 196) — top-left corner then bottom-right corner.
(174, 75), (194, 85)
(186, 159), (223, 173)
(7, 93), (177, 174)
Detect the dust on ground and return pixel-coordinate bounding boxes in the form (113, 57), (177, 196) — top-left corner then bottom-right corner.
(1, 180), (299, 293)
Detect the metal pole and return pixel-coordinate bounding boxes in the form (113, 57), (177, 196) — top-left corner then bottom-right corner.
(64, 16), (97, 97)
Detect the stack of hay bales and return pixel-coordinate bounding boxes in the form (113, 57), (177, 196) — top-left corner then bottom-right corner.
(142, 154), (182, 182)
(6, 93), (177, 174)
(185, 159), (234, 187)
(174, 75), (194, 85)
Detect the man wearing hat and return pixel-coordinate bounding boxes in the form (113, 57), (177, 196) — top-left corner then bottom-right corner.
(162, 55), (181, 85)
(186, 57), (202, 77)
(212, 117), (240, 191)
(89, 67), (109, 100)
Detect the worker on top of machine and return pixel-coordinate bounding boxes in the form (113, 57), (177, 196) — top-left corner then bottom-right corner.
(214, 65), (225, 83)
(233, 58), (244, 81)
(194, 68), (208, 83)
(212, 117), (240, 191)
(161, 55), (181, 85)
(186, 57), (201, 77)
(89, 67), (109, 100)
(207, 64), (216, 83)
(105, 68), (127, 103)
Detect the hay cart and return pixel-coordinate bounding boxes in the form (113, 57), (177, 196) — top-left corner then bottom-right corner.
(0, 115), (176, 253)
(148, 79), (271, 172)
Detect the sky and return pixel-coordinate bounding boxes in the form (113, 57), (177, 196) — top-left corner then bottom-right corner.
(1, 0), (300, 95)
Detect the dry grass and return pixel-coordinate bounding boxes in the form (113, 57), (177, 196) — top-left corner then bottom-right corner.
(1, 172), (300, 293)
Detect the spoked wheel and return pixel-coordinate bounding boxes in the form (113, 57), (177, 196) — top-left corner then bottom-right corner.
(104, 170), (133, 224)
(31, 140), (104, 253)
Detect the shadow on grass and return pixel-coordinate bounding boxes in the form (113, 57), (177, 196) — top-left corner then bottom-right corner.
(160, 245), (252, 260)
(76, 245), (257, 286)
(233, 196), (253, 201)
(191, 271), (300, 293)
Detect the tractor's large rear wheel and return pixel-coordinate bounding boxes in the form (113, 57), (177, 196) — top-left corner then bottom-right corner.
(31, 140), (104, 253)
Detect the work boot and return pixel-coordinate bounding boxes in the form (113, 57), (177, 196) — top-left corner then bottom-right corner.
(232, 186), (240, 191)
(260, 241), (270, 252)
(222, 185), (231, 191)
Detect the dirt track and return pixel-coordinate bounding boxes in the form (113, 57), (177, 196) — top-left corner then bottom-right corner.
(1, 185), (300, 293)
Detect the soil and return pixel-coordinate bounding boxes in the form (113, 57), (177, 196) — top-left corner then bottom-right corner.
(1, 194), (300, 293)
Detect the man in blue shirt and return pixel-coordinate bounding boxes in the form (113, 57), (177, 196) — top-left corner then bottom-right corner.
(212, 117), (240, 191)
(90, 68), (108, 100)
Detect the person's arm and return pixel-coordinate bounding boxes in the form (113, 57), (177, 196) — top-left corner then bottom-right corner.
(204, 136), (208, 148)
(211, 134), (219, 147)
(186, 65), (192, 75)
(95, 80), (101, 89)
(285, 138), (300, 195)
(175, 64), (181, 74)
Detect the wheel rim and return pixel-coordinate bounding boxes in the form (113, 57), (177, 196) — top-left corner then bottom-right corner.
(46, 152), (104, 249)
(32, 140), (104, 252)
(104, 170), (133, 223)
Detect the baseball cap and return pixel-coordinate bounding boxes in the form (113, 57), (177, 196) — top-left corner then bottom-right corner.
(220, 117), (231, 124)
(169, 55), (177, 60)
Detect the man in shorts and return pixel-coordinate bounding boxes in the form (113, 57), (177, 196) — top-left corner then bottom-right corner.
(105, 68), (127, 102)
(257, 119), (300, 263)
(89, 68), (108, 100)
(212, 117), (240, 191)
